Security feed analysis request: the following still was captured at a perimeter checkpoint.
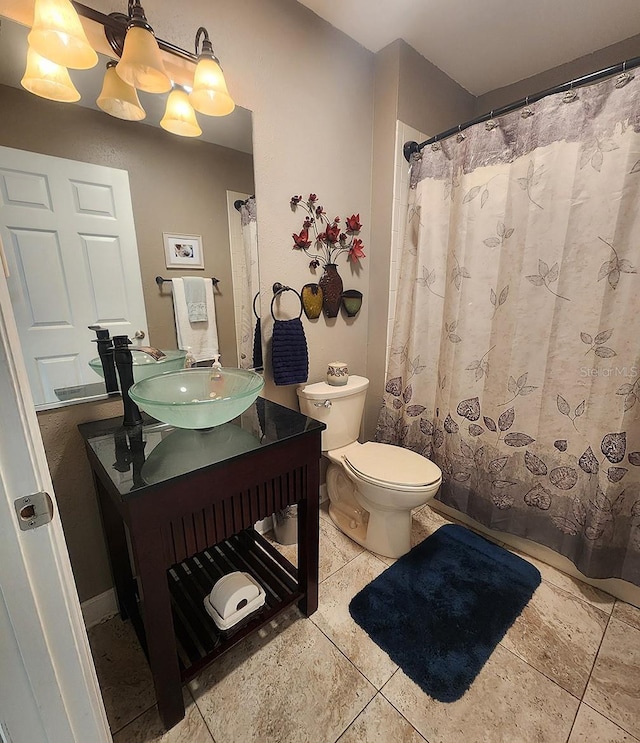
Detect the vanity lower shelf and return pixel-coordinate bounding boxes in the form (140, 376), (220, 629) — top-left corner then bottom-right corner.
(133, 529), (302, 681)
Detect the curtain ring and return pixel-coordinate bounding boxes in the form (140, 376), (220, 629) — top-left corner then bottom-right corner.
(431, 134), (441, 152)
(456, 124), (466, 142)
(563, 81), (577, 103)
(521, 95), (534, 118)
(485, 111), (498, 131)
(616, 60), (633, 88)
(270, 286), (303, 322)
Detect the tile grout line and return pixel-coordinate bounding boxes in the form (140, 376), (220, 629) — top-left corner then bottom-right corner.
(578, 612), (640, 741)
(186, 685), (219, 743)
(563, 607), (615, 743)
(378, 672), (432, 743)
(497, 641), (583, 703)
(108, 700), (158, 737)
(312, 618), (389, 693)
(332, 694), (379, 743)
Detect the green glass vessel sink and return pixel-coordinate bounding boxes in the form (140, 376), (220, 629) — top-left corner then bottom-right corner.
(89, 349), (187, 387)
(128, 367), (264, 429)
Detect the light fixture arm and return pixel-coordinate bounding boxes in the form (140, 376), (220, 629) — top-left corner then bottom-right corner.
(195, 26), (220, 65)
(70, 1), (198, 62)
(126, 0), (153, 33)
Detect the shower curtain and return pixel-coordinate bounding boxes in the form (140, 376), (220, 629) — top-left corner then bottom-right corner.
(239, 196), (261, 369)
(377, 74), (640, 585)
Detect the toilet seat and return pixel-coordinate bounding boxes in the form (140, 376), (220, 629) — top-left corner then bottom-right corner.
(342, 442), (441, 492)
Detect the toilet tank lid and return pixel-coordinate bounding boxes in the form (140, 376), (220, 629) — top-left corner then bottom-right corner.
(297, 375), (369, 400)
(344, 442), (442, 487)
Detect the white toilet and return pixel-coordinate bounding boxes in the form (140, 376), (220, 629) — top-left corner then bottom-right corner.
(297, 375), (442, 558)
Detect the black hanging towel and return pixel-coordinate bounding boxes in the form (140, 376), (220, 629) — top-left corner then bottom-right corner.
(252, 293), (263, 370)
(270, 288), (308, 386)
(253, 317), (263, 369)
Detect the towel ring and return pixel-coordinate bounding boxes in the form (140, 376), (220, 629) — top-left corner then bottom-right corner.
(270, 283), (303, 321)
(253, 291), (261, 320)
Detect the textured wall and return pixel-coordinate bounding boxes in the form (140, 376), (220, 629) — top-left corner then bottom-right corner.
(475, 33), (640, 115)
(82, 0), (376, 411)
(365, 40), (475, 439)
(37, 398), (122, 601)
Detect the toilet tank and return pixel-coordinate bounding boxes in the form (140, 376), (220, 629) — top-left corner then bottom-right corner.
(297, 375), (369, 451)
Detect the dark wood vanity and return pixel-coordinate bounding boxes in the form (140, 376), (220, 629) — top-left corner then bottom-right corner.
(79, 398), (324, 728)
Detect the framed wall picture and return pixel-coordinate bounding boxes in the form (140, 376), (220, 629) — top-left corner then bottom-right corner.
(163, 233), (204, 269)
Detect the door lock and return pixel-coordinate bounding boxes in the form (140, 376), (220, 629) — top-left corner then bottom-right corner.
(14, 492), (54, 531)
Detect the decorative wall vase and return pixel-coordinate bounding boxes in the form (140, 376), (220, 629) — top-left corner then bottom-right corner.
(301, 283), (323, 319)
(341, 289), (363, 318)
(318, 263), (343, 318)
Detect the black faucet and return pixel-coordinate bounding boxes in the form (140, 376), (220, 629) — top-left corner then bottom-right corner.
(113, 335), (143, 427)
(89, 325), (118, 393)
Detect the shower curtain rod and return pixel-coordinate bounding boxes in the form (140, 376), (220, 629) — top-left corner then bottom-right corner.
(404, 54), (640, 162)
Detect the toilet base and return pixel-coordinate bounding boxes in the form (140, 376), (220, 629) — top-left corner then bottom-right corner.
(364, 506), (413, 558)
(328, 502), (368, 547)
(325, 462), (415, 559)
(328, 500), (413, 559)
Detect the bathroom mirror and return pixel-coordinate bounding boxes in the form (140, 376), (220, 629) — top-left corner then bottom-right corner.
(0, 16), (262, 409)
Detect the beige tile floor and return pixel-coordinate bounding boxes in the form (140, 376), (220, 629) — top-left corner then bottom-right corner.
(89, 503), (640, 743)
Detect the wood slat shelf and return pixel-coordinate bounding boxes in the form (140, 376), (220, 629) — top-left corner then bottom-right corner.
(166, 529), (301, 679)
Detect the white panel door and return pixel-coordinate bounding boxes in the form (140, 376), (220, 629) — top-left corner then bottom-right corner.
(0, 146), (148, 407)
(0, 247), (111, 742)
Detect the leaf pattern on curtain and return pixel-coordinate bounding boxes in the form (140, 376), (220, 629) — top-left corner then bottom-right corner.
(378, 76), (640, 586)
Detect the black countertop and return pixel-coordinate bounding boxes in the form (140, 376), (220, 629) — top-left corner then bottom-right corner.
(78, 397), (325, 500)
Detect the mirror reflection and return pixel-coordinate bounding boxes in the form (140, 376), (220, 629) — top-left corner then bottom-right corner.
(0, 16), (261, 410)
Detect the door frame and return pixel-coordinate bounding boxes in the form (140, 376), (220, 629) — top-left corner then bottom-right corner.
(0, 252), (111, 741)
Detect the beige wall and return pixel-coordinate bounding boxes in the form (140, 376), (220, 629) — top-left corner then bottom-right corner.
(475, 33), (640, 114)
(397, 41), (476, 138)
(37, 399), (122, 601)
(365, 39), (475, 439)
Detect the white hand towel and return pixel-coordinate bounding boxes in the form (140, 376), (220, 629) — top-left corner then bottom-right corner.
(183, 276), (208, 322)
(171, 278), (219, 362)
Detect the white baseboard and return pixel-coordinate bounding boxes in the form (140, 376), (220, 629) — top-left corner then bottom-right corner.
(81, 589), (118, 629)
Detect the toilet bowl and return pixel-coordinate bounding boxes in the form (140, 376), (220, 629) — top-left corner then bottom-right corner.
(297, 376), (442, 558)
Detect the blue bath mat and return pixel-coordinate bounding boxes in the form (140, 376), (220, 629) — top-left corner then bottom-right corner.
(349, 524), (541, 702)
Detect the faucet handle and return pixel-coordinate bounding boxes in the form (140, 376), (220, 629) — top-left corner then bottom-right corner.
(133, 330), (146, 340)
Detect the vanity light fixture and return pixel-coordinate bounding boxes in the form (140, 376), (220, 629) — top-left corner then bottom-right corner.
(160, 86), (202, 138)
(96, 60), (146, 121)
(20, 0), (237, 137)
(114, 0), (171, 94)
(28, 0), (98, 69)
(190, 27), (235, 117)
(21, 45), (81, 101)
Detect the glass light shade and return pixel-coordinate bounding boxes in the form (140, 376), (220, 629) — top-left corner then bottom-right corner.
(160, 88), (202, 137)
(21, 46), (80, 102)
(189, 56), (235, 116)
(97, 65), (146, 121)
(28, 0), (98, 70)
(115, 26), (171, 94)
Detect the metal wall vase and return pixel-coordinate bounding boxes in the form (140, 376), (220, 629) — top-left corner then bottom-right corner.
(318, 263), (343, 318)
